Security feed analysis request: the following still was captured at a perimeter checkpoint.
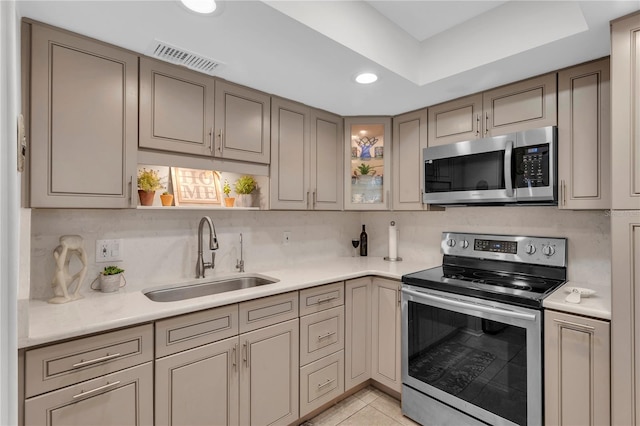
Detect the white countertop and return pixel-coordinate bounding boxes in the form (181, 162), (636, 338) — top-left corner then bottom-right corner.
(20, 257), (431, 349)
(21, 257), (612, 349)
(543, 280), (611, 320)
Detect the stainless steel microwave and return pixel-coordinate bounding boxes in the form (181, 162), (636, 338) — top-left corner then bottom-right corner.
(423, 126), (557, 206)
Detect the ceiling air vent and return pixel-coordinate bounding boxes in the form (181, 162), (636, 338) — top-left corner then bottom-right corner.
(147, 40), (223, 75)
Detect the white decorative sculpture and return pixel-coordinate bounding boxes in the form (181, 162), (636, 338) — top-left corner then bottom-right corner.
(49, 235), (88, 304)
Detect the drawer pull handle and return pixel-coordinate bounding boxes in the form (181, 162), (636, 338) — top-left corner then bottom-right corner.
(73, 352), (122, 368)
(316, 296), (337, 304)
(318, 331), (336, 341)
(73, 381), (121, 400)
(317, 378), (336, 389)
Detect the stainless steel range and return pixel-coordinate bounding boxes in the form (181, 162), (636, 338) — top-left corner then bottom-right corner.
(401, 232), (567, 426)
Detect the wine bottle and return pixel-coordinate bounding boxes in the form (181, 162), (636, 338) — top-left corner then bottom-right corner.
(359, 225), (368, 256)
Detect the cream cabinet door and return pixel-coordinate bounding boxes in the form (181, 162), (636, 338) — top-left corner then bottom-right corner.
(393, 108), (428, 210)
(611, 214), (640, 425)
(544, 310), (610, 426)
(270, 97), (310, 210)
(139, 57), (215, 156)
(371, 278), (401, 393)
(155, 336), (239, 426)
(427, 93), (483, 146)
(345, 278), (372, 391)
(611, 12), (640, 210)
(310, 109), (343, 210)
(483, 73), (557, 137)
(25, 362), (153, 426)
(558, 58), (610, 209)
(29, 24), (138, 208)
(214, 80), (271, 164)
(239, 318), (299, 426)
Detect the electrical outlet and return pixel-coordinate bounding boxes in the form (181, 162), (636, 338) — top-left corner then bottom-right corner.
(95, 239), (123, 262)
(283, 231), (291, 245)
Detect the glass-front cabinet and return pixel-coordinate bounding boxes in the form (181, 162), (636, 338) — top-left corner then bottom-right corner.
(344, 117), (392, 210)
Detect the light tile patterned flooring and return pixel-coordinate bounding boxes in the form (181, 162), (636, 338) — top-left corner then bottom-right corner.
(303, 386), (420, 426)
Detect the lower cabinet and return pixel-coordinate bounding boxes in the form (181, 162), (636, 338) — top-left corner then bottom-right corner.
(155, 336), (239, 426)
(544, 309), (610, 426)
(240, 319), (299, 426)
(371, 278), (402, 393)
(345, 277), (372, 391)
(25, 362), (153, 426)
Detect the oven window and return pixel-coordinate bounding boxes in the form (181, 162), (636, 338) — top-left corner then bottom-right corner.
(407, 301), (528, 425)
(425, 151), (505, 193)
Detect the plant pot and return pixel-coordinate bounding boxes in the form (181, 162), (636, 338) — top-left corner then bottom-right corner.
(91, 273), (126, 293)
(160, 194), (174, 206)
(236, 194), (253, 208)
(138, 190), (155, 206)
(224, 197), (235, 207)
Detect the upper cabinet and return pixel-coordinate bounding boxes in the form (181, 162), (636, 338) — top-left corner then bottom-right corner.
(270, 98), (343, 210)
(214, 80), (271, 164)
(392, 109), (429, 210)
(611, 12), (640, 210)
(558, 58), (610, 210)
(428, 73), (557, 146)
(344, 117), (392, 210)
(28, 23), (138, 208)
(139, 57), (271, 164)
(139, 57), (215, 156)
(428, 94), (483, 147)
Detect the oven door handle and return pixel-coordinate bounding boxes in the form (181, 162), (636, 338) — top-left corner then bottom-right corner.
(402, 288), (537, 322)
(504, 140), (514, 198)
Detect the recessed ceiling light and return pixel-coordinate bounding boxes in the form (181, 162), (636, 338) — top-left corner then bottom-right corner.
(180, 0), (217, 14)
(355, 73), (378, 84)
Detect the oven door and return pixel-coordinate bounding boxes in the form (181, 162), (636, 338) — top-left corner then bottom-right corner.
(401, 285), (542, 426)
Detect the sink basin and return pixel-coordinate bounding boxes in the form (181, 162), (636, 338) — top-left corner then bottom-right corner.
(144, 276), (278, 302)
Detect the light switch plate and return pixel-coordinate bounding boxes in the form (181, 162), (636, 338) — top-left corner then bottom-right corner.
(96, 239), (123, 262)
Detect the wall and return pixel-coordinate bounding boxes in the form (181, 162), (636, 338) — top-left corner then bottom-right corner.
(29, 209), (361, 300)
(27, 206), (611, 301)
(363, 207), (610, 285)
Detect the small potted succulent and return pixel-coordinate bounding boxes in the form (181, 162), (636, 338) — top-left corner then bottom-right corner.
(234, 175), (257, 207)
(222, 179), (235, 207)
(160, 191), (173, 207)
(357, 163), (375, 185)
(92, 266), (126, 293)
(137, 168), (163, 206)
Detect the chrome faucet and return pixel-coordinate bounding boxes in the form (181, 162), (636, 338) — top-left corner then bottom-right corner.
(196, 216), (219, 278)
(236, 233), (245, 273)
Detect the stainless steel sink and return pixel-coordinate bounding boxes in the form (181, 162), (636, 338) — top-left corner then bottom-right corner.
(144, 276), (278, 302)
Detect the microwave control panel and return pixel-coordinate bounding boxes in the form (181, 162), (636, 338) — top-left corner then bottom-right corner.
(515, 144), (549, 188)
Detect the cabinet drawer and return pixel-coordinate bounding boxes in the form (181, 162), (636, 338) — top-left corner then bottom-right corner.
(25, 361), (153, 426)
(239, 291), (298, 333)
(25, 324), (153, 398)
(300, 350), (344, 417)
(300, 306), (344, 366)
(299, 282), (344, 316)
(155, 304), (239, 358)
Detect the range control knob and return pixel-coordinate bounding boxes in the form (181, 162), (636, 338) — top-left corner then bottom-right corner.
(446, 239), (456, 247)
(525, 244), (536, 255)
(460, 240), (470, 249)
(542, 245), (556, 257)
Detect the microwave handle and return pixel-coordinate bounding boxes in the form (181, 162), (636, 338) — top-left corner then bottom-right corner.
(504, 140), (514, 197)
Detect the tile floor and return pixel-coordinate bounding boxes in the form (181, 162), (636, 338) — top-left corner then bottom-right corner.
(303, 386), (419, 426)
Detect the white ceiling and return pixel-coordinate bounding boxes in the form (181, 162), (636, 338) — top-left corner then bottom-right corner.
(17, 1), (640, 116)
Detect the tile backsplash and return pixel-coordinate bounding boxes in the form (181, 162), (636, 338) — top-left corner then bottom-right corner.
(27, 207), (610, 300)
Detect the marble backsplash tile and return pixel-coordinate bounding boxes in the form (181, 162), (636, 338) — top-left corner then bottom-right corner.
(28, 206), (611, 301)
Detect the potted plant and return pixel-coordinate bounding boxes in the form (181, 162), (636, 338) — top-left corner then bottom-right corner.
(160, 191), (173, 207)
(137, 168), (163, 206)
(222, 179), (235, 207)
(357, 163), (375, 185)
(91, 266), (126, 293)
(234, 175), (257, 207)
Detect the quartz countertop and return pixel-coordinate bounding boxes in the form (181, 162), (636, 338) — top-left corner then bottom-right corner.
(543, 280), (611, 321)
(20, 257), (432, 349)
